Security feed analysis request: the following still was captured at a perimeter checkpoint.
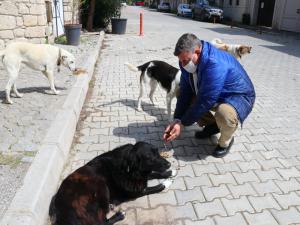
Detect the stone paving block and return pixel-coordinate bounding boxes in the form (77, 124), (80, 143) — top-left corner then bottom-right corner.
(121, 195), (149, 210)
(277, 167), (300, 180)
(232, 171), (260, 184)
(241, 151), (265, 161)
(184, 175), (212, 189)
(275, 178), (300, 194)
(165, 203), (198, 221)
(251, 180), (282, 195)
(237, 160), (262, 172)
(170, 177), (186, 191)
(223, 152), (245, 163)
(243, 210), (279, 225)
(194, 199), (227, 220)
(221, 196), (254, 216)
(229, 143), (248, 152)
(214, 213), (248, 225)
(273, 192), (300, 210)
(278, 157), (300, 167)
(184, 218), (215, 225)
(209, 173), (237, 186)
(227, 183), (258, 198)
(177, 165), (196, 177)
(257, 158), (285, 170)
(270, 207), (300, 225)
(135, 205), (168, 224)
(260, 150), (284, 160)
(176, 156), (203, 167)
(254, 168), (283, 182)
(192, 163), (218, 176)
(202, 184), (232, 201)
(90, 128), (110, 136)
(248, 194), (281, 212)
(148, 190), (177, 207)
(175, 187), (205, 205)
(215, 162), (241, 174)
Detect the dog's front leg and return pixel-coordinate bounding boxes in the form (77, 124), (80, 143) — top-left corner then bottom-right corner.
(148, 169), (177, 179)
(12, 83), (23, 98)
(166, 93), (173, 121)
(43, 70), (60, 95)
(142, 179), (173, 196)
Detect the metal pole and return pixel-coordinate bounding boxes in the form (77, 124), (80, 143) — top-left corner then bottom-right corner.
(54, 0), (59, 37)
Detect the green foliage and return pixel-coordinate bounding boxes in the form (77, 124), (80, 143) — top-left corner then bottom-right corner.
(54, 35), (67, 44)
(81, 0), (121, 29)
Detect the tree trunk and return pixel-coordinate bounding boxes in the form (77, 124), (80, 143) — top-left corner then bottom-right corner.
(87, 0), (96, 31)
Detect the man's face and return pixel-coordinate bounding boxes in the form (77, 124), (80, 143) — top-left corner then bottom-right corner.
(178, 47), (201, 67)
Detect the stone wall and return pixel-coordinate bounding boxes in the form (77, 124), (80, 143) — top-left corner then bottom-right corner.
(63, 0), (80, 24)
(0, 0), (52, 49)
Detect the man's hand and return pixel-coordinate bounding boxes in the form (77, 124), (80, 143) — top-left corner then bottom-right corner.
(163, 120), (183, 142)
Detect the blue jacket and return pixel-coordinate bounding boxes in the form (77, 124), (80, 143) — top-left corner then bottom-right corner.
(174, 41), (255, 126)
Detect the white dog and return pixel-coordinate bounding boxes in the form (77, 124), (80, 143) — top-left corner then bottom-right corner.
(211, 38), (252, 60)
(0, 42), (76, 104)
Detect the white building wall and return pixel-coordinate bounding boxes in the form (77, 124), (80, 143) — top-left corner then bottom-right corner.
(222, 0), (248, 22)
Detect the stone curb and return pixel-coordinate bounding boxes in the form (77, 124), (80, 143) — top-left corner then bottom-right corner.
(0, 31), (105, 225)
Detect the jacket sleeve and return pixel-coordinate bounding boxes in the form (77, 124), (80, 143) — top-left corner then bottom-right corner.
(180, 59), (227, 126)
(174, 68), (193, 120)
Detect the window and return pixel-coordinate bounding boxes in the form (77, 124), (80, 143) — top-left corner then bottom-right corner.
(236, 0), (239, 5)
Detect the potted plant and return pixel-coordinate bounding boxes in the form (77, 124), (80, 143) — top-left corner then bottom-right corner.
(111, 0), (127, 34)
(64, 0), (85, 45)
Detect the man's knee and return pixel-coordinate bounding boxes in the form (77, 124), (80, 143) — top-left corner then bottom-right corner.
(215, 104), (238, 129)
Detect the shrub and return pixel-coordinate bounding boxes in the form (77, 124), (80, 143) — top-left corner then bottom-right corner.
(81, 0), (121, 29)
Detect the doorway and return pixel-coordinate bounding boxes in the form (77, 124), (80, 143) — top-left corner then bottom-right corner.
(257, 0), (275, 26)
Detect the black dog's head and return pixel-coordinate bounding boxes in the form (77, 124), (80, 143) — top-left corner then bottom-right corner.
(115, 142), (171, 177)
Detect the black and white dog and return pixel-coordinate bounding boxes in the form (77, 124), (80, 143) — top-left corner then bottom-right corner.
(125, 60), (181, 121)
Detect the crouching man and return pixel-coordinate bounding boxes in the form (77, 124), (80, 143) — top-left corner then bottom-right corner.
(163, 33), (255, 158)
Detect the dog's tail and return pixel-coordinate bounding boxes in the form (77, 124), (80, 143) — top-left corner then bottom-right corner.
(211, 38), (224, 45)
(124, 62), (139, 72)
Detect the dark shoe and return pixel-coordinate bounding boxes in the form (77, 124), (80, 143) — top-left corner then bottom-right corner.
(195, 123), (220, 139)
(212, 137), (234, 158)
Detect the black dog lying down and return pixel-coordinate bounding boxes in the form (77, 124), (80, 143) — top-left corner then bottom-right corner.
(49, 142), (176, 225)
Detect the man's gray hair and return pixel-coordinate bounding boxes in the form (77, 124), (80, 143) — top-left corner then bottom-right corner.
(174, 33), (201, 56)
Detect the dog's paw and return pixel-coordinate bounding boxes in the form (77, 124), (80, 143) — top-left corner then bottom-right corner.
(162, 179), (173, 189)
(171, 169), (177, 177)
(53, 90), (61, 95)
(5, 99), (13, 104)
(136, 107), (142, 112)
(16, 93), (23, 98)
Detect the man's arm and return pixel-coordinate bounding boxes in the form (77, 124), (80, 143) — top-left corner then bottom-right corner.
(180, 59), (228, 126)
(173, 69), (193, 120)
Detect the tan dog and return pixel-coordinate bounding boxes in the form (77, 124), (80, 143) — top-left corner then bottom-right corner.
(211, 38), (252, 60)
(0, 42), (77, 104)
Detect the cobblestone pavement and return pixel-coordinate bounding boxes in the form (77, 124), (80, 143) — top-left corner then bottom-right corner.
(0, 34), (99, 218)
(63, 6), (300, 225)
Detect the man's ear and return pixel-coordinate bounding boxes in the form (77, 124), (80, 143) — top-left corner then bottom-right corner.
(195, 48), (201, 55)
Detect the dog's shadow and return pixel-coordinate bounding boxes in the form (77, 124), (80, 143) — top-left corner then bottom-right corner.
(0, 86), (67, 102)
(98, 98), (170, 121)
(100, 99), (213, 161)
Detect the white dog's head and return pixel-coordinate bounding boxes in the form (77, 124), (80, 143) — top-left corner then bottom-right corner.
(60, 49), (76, 72)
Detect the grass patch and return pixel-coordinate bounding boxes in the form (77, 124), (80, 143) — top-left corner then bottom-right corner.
(0, 153), (22, 167)
(55, 35), (67, 45)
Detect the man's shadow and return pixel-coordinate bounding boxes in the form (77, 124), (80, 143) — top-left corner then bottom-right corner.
(98, 99), (214, 161)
